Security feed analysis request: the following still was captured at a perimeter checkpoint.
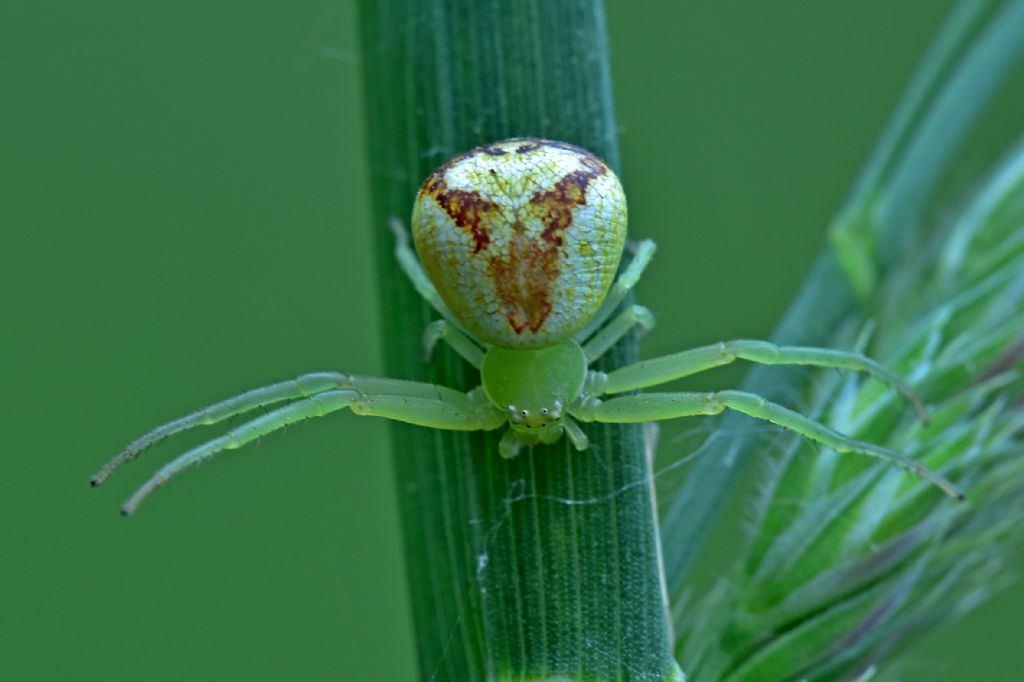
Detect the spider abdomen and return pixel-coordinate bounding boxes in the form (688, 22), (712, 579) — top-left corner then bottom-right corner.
(412, 138), (627, 349)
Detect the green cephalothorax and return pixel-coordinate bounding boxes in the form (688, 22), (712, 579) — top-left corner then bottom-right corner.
(480, 340), (588, 458)
(95, 138), (964, 515)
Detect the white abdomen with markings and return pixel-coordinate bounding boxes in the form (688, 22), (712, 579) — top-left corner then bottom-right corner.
(411, 138), (628, 349)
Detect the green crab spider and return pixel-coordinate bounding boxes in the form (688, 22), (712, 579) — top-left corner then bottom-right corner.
(93, 138), (963, 515)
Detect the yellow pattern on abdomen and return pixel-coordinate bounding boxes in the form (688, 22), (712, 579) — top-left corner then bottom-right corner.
(412, 138), (627, 349)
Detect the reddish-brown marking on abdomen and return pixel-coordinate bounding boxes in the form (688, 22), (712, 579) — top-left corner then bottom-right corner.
(515, 141), (542, 154)
(424, 175), (499, 254)
(489, 231), (558, 334)
(531, 157), (606, 247)
(490, 154), (607, 335)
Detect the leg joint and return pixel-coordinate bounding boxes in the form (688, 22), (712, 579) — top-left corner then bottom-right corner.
(570, 396), (602, 422)
(583, 370), (608, 398)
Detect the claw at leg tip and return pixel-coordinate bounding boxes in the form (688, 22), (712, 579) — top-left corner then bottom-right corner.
(942, 481), (966, 501)
(90, 468), (111, 487)
(121, 496), (141, 516)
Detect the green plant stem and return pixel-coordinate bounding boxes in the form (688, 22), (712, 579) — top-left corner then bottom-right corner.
(358, 1), (679, 679)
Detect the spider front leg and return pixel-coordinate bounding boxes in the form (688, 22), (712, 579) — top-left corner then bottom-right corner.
(92, 371), (355, 486)
(571, 390), (963, 500)
(96, 376), (505, 515)
(602, 339), (928, 419)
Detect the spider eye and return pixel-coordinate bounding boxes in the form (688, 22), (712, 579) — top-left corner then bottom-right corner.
(520, 409), (529, 417)
(540, 408), (549, 415)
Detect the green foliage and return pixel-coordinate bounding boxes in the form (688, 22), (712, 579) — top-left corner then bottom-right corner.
(830, 0), (1024, 298)
(667, 1), (1024, 679)
(676, 136), (1024, 680)
(660, 0), (1024, 595)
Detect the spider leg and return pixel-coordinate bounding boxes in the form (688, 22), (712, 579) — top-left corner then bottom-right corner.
(499, 428), (532, 459)
(390, 219), (469, 332)
(602, 339), (928, 420)
(572, 390), (962, 499)
(93, 372), (493, 486)
(118, 384), (505, 515)
(575, 239), (657, 343)
(561, 415), (590, 451)
(581, 305), (655, 362)
(422, 319), (486, 368)
(92, 372), (354, 486)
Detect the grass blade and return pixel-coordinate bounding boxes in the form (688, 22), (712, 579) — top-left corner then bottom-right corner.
(358, 1), (681, 678)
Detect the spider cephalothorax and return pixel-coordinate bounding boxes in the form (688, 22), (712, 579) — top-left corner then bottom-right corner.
(94, 137), (963, 515)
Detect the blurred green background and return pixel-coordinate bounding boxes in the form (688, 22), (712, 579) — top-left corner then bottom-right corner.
(4, 0), (1023, 679)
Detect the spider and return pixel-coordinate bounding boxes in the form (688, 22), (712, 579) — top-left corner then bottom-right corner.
(92, 137), (962, 515)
